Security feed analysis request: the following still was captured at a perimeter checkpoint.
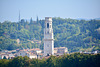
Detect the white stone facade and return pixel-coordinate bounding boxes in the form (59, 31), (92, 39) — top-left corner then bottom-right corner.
(44, 17), (54, 56)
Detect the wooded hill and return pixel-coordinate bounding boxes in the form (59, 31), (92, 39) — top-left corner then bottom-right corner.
(0, 17), (100, 52)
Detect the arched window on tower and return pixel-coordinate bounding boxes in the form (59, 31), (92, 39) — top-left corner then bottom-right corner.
(47, 23), (49, 28)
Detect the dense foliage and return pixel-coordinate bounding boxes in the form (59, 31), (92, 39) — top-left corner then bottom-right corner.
(0, 53), (100, 67)
(0, 17), (100, 52)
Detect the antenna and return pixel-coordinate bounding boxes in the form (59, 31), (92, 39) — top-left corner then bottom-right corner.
(37, 15), (38, 23)
(19, 10), (20, 22)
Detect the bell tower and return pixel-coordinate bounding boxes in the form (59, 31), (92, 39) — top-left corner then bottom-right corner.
(44, 17), (54, 56)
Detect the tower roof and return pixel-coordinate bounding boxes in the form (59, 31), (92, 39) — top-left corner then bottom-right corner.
(45, 17), (52, 19)
(45, 17), (52, 22)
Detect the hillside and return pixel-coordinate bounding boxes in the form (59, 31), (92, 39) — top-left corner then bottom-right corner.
(0, 17), (100, 52)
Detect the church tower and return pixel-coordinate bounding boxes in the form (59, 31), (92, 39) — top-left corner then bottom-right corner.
(44, 17), (54, 56)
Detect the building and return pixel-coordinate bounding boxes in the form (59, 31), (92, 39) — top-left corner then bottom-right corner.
(54, 48), (58, 54)
(0, 54), (9, 59)
(57, 47), (68, 54)
(0, 48), (43, 59)
(54, 47), (68, 56)
(29, 54), (37, 59)
(0, 53), (15, 59)
(30, 48), (42, 54)
(16, 48), (42, 59)
(44, 17), (54, 56)
(16, 50), (27, 57)
(8, 54), (15, 59)
(80, 50), (99, 54)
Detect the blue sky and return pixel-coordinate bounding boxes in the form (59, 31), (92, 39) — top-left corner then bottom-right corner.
(0, 0), (100, 22)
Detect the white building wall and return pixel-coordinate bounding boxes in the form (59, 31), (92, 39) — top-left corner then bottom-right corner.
(29, 55), (37, 59)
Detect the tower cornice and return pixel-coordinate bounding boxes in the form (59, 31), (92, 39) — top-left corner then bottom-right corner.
(43, 39), (54, 41)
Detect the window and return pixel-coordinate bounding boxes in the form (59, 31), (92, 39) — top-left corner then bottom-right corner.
(47, 23), (49, 28)
(47, 31), (49, 34)
(47, 44), (49, 47)
(47, 54), (49, 56)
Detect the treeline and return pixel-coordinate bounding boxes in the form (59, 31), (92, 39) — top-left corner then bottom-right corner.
(0, 53), (100, 67)
(0, 17), (100, 52)
(53, 18), (100, 52)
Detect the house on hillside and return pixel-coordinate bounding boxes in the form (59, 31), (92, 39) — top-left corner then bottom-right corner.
(30, 48), (42, 54)
(54, 47), (68, 56)
(16, 48), (42, 59)
(0, 54), (9, 59)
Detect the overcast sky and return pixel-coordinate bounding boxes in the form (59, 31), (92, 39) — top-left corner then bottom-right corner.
(0, 0), (100, 22)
